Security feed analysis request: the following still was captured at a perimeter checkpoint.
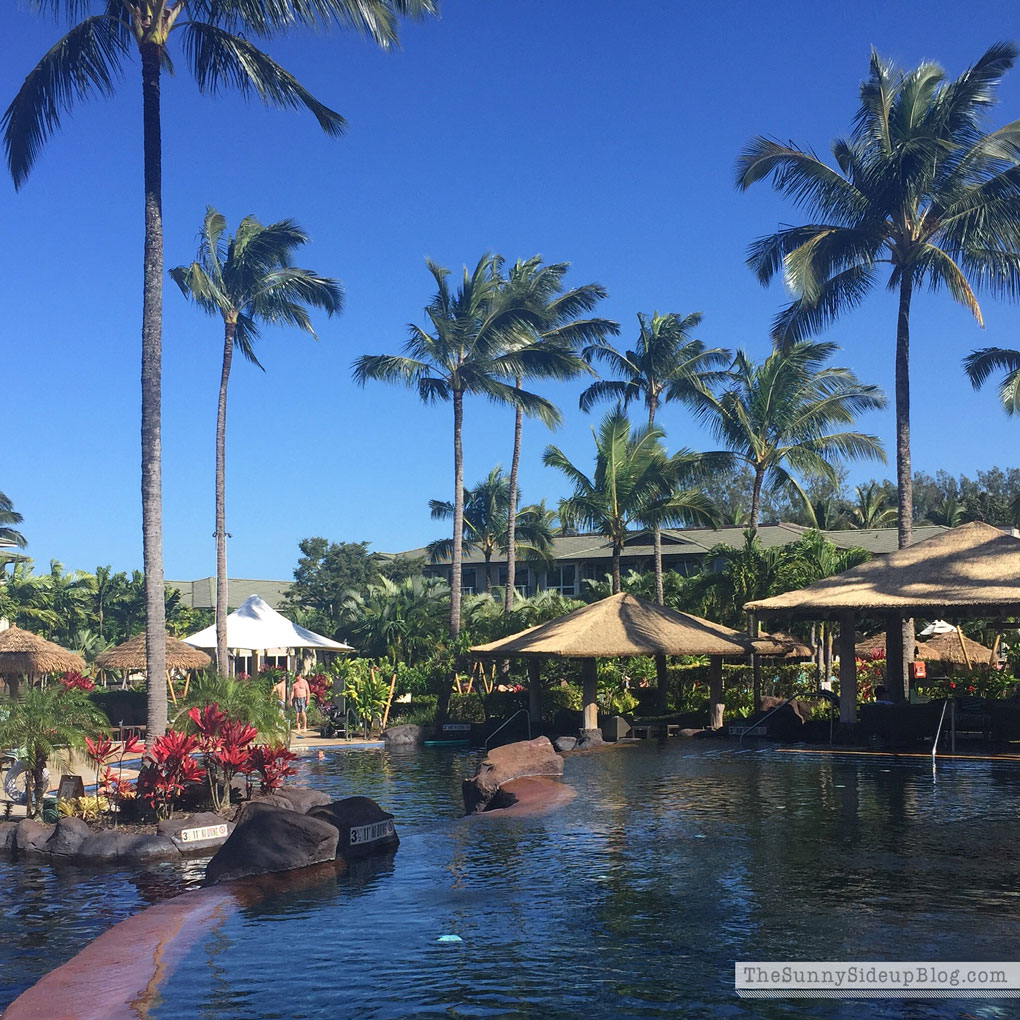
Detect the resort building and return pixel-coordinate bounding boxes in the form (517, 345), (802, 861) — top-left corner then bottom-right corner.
(166, 577), (293, 610)
(396, 522), (952, 596)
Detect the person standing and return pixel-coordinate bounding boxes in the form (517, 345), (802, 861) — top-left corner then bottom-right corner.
(291, 674), (311, 733)
(271, 675), (288, 715)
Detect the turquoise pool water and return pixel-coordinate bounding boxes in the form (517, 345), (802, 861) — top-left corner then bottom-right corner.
(3, 743), (1020, 1018)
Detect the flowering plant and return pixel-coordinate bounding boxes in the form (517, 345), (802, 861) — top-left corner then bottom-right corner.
(60, 670), (95, 692)
(136, 730), (206, 820)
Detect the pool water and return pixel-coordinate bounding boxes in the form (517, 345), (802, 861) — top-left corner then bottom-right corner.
(4, 743), (1020, 1018)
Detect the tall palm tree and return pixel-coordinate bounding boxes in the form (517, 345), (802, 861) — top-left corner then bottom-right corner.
(693, 342), (887, 530)
(737, 43), (1020, 551)
(580, 311), (731, 602)
(497, 258), (616, 617)
(427, 467), (554, 593)
(354, 254), (582, 639)
(850, 482), (897, 529)
(4, 1), (434, 741)
(544, 408), (717, 593)
(0, 491), (27, 548)
(171, 208), (342, 674)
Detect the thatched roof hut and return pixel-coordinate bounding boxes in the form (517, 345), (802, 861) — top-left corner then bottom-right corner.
(759, 631), (813, 659)
(471, 592), (765, 658)
(95, 633), (212, 672)
(745, 522), (1020, 620)
(0, 626), (86, 677)
(854, 633), (921, 659)
(917, 631), (995, 668)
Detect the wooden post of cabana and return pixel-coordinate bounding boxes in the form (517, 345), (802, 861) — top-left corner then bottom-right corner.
(654, 653), (668, 714)
(838, 611), (857, 724)
(527, 659), (542, 727)
(709, 655), (724, 730)
(581, 658), (598, 732)
(885, 614), (905, 702)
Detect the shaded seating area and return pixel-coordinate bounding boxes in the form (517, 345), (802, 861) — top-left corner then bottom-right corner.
(95, 632), (212, 708)
(0, 626), (85, 700)
(745, 522), (1020, 744)
(471, 592), (789, 737)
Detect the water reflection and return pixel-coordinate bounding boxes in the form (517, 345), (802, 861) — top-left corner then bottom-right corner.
(5, 745), (1020, 1019)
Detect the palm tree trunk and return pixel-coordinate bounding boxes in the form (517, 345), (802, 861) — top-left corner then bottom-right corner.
(484, 551), (492, 594)
(450, 389), (464, 638)
(749, 465), (766, 531)
(504, 381), (523, 617)
(648, 401), (665, 606)
(895, 273), (914, 701)
(140, 42), (167, 741)
(215, 321), (236, 676)
(612, 541), (622, 594)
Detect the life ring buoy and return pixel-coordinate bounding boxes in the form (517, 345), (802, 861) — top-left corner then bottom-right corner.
(4, 761), (50, 805)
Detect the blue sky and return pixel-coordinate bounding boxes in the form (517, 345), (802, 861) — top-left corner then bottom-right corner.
(4, 0), (1020, 582)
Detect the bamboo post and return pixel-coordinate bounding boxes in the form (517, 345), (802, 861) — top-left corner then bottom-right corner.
(989, 633), (1001, 676)
(956, 626), (972, 671)
(381, 671), (398, 729)
(166, 670), (178, 706)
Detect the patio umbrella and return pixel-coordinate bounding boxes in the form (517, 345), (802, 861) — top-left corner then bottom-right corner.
(918, 619), (957, 637)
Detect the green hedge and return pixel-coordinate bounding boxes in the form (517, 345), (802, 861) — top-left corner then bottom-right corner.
(88, 689), (147, 726)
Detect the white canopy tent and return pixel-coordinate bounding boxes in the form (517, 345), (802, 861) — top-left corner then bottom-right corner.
(183, 594), (352, 671)
(918, 619), (958, 636)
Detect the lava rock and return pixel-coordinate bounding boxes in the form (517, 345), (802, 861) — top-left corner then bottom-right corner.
(262, 786), (331, 815)
(462, 736), (564, 814)
(205, 802), (339, 885)
(0, 821), (18, 854)
(47, 817), (91, 857)
(158, 812), (233, 854)
(554, 736), (578, 752)
(678, 728), (706, 738)
(76, 830), (125, 862)
(76, 830), (178, 862)
(15, 819), (54, 855)
(307, 796), (399, 859)
(382, 724), (425, 747)
(575, 729), (605, 750)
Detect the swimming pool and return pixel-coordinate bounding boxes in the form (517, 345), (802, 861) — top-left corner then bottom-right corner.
(3, 743), (1019, 1018)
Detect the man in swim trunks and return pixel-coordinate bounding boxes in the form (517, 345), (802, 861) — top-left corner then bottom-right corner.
(272, 676), (288, 715)
(291, 673), (310, 732)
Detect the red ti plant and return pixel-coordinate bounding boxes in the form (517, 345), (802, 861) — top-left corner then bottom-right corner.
(308, 673), (331, 708)
(60, 670), (95, 692)
(249, 744), (298, 794)
(137, 730), (205, 820)
(187, 703), (258, 811)
(84, 734), (145, 814)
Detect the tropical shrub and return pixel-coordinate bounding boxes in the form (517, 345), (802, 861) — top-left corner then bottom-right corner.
(0, 685), (108, 818)
(136, 730), (206, 821)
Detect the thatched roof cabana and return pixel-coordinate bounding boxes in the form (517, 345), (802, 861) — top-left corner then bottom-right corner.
(744, 522), (1020, 722)
(0, 626), (85, 677)
(917, 631), (995, 668)
(759, 631), (813, 659)
(745, 522), (1020, 620)
(472, 593), (775, 734)
(854, 633), (921, 659)
(472, 592), (764, 658)
(95, 633), (212, 672)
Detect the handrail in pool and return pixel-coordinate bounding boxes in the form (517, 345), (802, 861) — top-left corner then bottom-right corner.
(485, 709), (531, 752)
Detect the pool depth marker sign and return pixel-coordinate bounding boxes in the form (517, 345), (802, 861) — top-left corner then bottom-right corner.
(180, 823), (229, 843)
(349, 819), (395, 846)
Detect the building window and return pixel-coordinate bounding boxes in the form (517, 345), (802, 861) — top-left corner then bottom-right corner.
(461, 568), (477, 595)
(546, 563), (577, 596)
(498, 566), (530, 596)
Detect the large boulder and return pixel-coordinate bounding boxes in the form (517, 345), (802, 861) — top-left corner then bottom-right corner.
(554, 736), (577, 752)
(382, 724), (424, 747)
(158, 812), (234, 854)
(47, 817), (91, 857)
(462, 737), (563, 814)
(261, 786), (331, 815)
(76, 830), (125, 863)
(307, 797), (399, 859)
(205, 802), (339, 885)
(15, 819), (54, 855)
